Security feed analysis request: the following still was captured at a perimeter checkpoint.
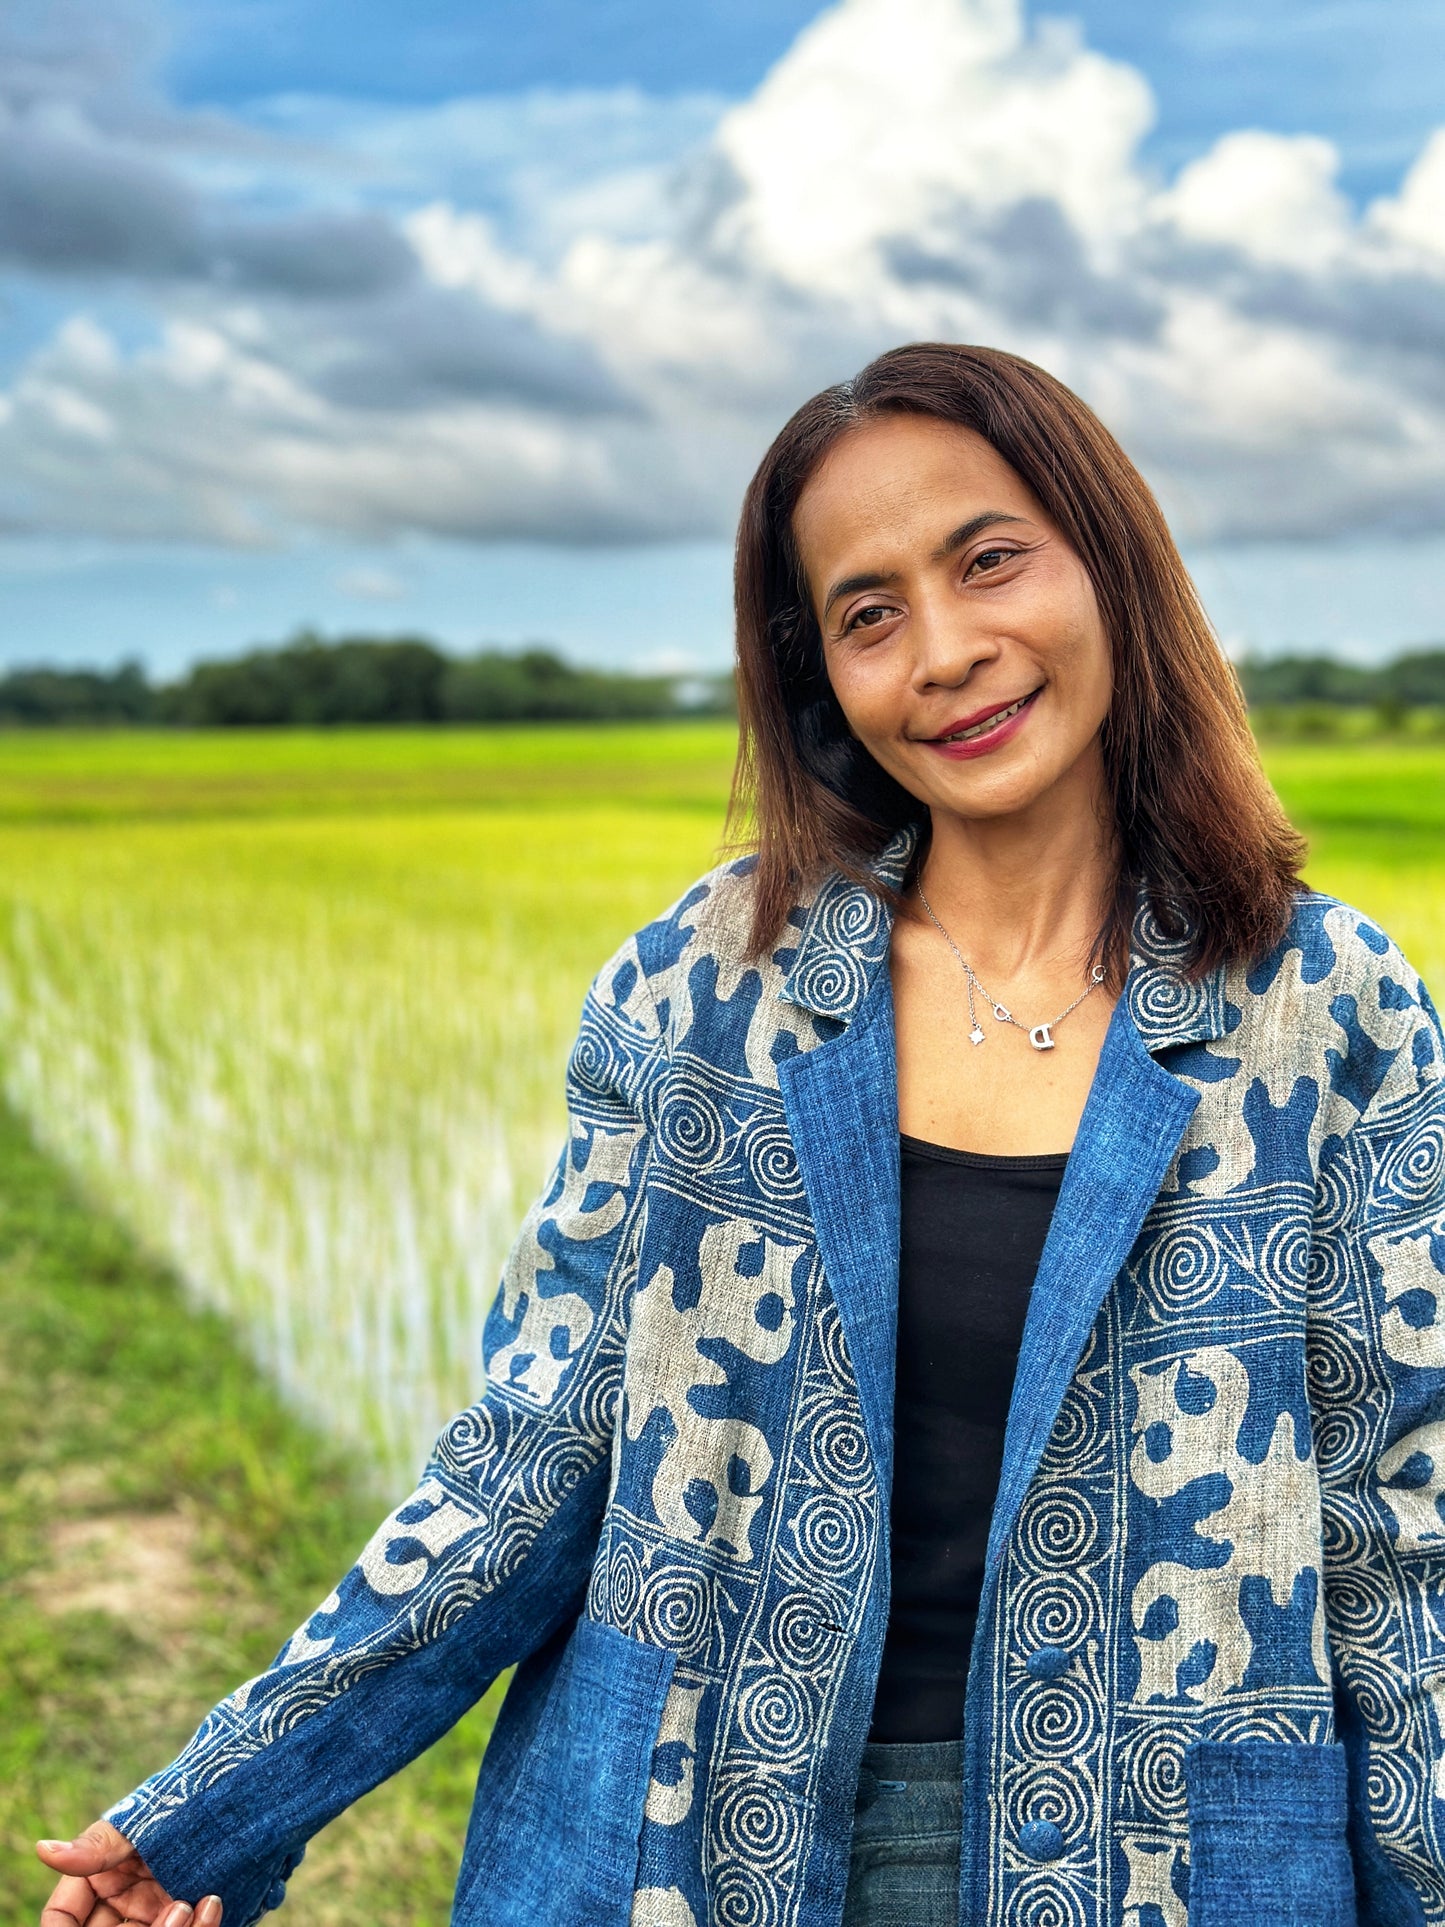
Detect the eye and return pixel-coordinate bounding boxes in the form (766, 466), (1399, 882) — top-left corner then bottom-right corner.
(967, 546), (1017, 577)
(842, 600), (901, 634)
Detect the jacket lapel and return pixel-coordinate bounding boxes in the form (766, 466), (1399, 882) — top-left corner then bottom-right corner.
(779, 962), (901, 1487)
(982, 989), (1201, 1583)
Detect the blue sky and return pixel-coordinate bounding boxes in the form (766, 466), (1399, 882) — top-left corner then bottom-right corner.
(3, 0), (1445, 675)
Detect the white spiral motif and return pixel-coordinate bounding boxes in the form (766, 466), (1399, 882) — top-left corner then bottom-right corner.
(1003, 1763), (1092, 1838)
(1042, 1386), (1104, 1472)
(440, 1403), (498, 1463)
(1004, 1874), (1089, 1927)
(1260, 1216), (1314, 1299)
(817, 1304), (855, 1389)
(1307, 1322), (1370, 1409)
(715, 1776), (804, 1872)
(1012, 1680), (1094, 1758)
(806, 1411), (872, 1491)
(788, 951), (866, 1016)
(656, 1080), (728, 1170)
(1305, 1227), (1355, 1306)
(1143, 1224), (1228, 1312)
(569, 1015), (632, 1098)
(745, 1119), (803, 1201)
(814, 882), (883, 951)
(769, 1592), (841, 1671)
(1314, 1149), (1366, 1234)
(1118, 1723), (1187, 1821)
(608, 1543), (643, 1627)
(1128, 970), (1204, 1036)
(1015, 1488), (1100, 1573)
(1376, 1117), (1445, 1208)
(1012, 1573), (1102, 1654)
(1314, 1403), (1373, 1475)
(738, 1673), (810, 1758)
(1366, 1746), (1418, 1832)
(714, 1864), (779, 1927)
(1326, 1570), (1394, 1641)
(639, 1569), (713, 1658)
(1345, 1654), (1412, 1744)
(1322, 1494), (1372, 1568)
(792, 1494), (869, 1577)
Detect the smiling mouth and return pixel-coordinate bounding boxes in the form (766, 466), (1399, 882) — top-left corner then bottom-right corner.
(932, 689), (1040, 744)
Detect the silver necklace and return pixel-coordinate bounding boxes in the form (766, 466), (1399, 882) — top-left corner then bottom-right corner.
(915, 879), (1105, 1052)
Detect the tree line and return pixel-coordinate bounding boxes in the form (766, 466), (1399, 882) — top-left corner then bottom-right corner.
(0, 632), (1441, 728)
(0, 632), (734, 727)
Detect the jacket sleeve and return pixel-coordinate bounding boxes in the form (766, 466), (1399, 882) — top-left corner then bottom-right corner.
(1314, 951), (1445, 1918)
(105, 937), (662, 1926)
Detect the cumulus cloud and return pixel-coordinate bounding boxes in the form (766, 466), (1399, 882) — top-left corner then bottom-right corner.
(4, 0), (1445, 549)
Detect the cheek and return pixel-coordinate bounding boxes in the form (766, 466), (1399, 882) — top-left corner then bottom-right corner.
(824, 649), (900, 739)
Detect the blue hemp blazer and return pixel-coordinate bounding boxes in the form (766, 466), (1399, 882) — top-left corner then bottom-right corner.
(110, 829), (1445, 1927)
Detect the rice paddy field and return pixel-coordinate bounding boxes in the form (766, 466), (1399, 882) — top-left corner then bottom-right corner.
(1, 722), (1442, 1923)
(0, 723), (1441, 1491)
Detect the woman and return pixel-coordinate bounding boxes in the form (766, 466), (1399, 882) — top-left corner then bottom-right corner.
(38, 343), (1445, 1927)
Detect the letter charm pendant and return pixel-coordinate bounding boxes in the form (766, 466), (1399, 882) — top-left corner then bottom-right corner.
(1029, 1023), (1055, 1051)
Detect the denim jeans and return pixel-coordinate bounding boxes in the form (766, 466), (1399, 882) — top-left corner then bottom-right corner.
(843, 1739), (963, 1927)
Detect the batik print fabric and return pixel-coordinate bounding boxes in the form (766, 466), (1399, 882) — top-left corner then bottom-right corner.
(108, 831), (1445, 1927)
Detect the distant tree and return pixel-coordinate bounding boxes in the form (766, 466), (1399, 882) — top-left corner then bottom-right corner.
(0, 659), (155, 725)
(163, 631), (449, 725)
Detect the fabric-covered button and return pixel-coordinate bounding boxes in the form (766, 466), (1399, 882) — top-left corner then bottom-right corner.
(265, 1880), (288, 1910)
(1019, 1819), (1066, 1862)
(1025, 1645), (1073, 1681)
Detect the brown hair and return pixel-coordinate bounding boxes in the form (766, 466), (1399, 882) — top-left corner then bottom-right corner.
(730, 341), (1305, 979)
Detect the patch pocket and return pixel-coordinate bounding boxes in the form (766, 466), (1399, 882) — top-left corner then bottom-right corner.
(459, 1617), (675, 1927)
(1185, 1740), (1356, 1927)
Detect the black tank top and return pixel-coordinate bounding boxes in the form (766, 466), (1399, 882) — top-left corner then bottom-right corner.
(867, 1134), (1068, 1745)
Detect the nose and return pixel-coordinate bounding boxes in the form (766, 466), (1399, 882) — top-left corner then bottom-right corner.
(908, 589), (996, 689)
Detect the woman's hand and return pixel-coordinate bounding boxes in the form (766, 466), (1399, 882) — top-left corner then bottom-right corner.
(36, 1820), (221, 1927)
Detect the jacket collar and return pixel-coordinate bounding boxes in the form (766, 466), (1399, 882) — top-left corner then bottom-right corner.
(780, 823), (1232, 1057)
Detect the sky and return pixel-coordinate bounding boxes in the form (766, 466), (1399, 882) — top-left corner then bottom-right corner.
(3, 0), (1445, 676)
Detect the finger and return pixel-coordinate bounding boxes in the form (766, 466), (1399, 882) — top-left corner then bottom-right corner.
(40, 1874), (101, 1927)
(38, 1822), (140, 1877)
(89, 1873), (164, 1905)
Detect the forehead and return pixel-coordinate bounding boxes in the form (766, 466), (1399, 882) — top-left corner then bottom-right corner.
(792, 414), (1036, 573)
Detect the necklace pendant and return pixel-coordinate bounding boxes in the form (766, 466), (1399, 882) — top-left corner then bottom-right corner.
(992, 1003), (1011, 1023)
(1029, 1023), (1056, 1051)
(969, 1024), (986, 1046)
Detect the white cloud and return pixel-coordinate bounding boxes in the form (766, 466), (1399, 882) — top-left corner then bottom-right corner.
(4, 0), (1445, 552)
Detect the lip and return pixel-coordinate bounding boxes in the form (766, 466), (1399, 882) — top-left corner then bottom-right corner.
(921, 687), (1042, 761)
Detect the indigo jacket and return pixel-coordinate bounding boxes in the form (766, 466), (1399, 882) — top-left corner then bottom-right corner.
(111, 832), (1445, 1927)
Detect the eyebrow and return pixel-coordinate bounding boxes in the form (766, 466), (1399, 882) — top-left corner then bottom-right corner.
(821, 511), (1029, 616)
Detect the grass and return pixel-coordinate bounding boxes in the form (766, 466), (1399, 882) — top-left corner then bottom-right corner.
(0, 1094), (504, 1927)
(0, 722), (1440, 1924)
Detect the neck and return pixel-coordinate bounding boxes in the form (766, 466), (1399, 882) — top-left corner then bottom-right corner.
(915, 755), (1117, 981)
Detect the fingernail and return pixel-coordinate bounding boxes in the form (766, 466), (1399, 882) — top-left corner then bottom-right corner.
(38, 1840), (70, 1851)
(198, 1897), (223, 1926)
(164, 1907), (194, 1927)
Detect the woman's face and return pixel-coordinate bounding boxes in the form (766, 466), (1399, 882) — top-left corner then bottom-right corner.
(792, 413), (1114, 827)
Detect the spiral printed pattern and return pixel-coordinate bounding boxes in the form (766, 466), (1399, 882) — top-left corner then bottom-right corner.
(1325, 1569), (1394, 1641)
(639, 1569), (712, 1658)
(791, 1493), (869, 1576)
(1376, 1116), (1445, 1208)
(1345, 1653), (1412, 1743)
(608, 1542), (643, 1626)
(1307, 1321), (1370, 1409)
(745, 1118), (803, 1201)
(818, 1304), (854, 1389)
(714, 1864), (779, 1927)
(715, 1777), (804, 1871)
(657, 1080), (728, 1171)
(738, 1673), (810, 1758)
(1004, 1874), (1088, 1927)
(1042, 1386), (1104, 1472)
(769, 1592), (841, 1671)
(1015, 1488), (1100, 1572)
(806, 1411), (872, 1491)
(1005, 1763), (1092, 1837)
(1012, 1681), (1093, 1758)
(1117, 1724), (1187, 1821)
(1314, 1402), (1373, 1474)
(787, 950), (867, 1017)
(1128, 970), (1205, 1039)
(1260, 1216), (1313, 1299)
(1367, 1747), (1417, 1831)
(1012, 1573), (1101, 1655)
(1314, 1148), (1366, 1234)
(1143, 1224), (1228, 1312)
